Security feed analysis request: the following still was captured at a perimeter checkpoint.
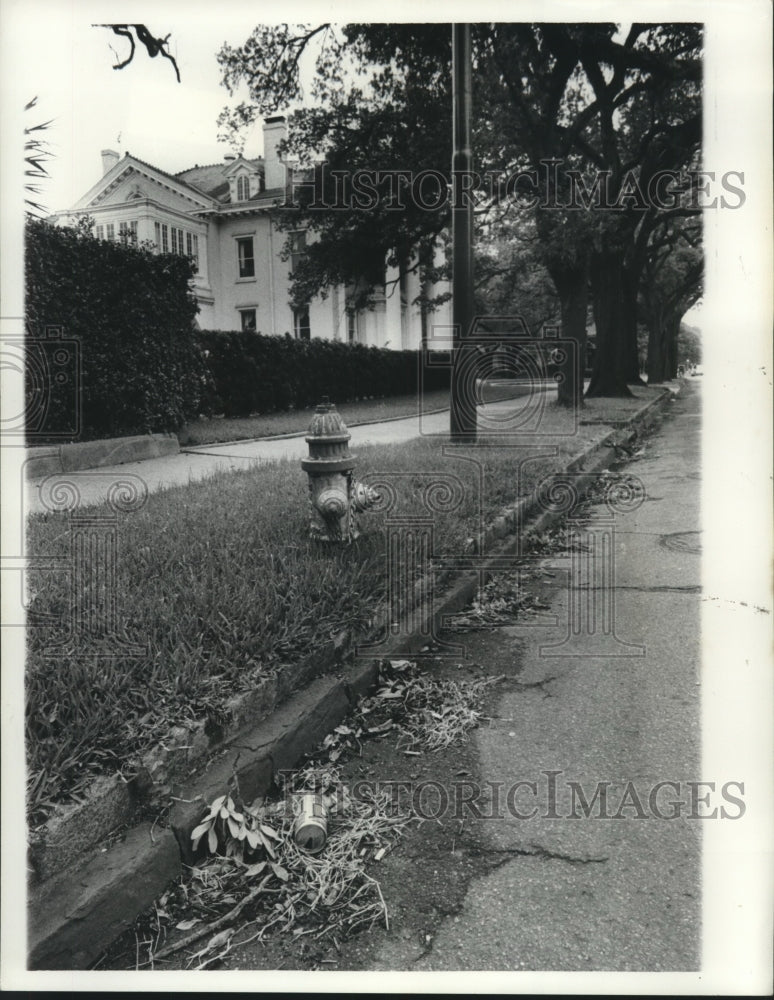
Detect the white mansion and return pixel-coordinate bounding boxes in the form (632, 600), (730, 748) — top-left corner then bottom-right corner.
(56, 117), (451, 349)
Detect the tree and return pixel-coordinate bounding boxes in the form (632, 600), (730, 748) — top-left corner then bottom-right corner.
(216, 21), (703, 404)
(219, 24), (452, 322)
(642, 217), (703, 382)
(475, 219), (559, 335)
(473, 23), (702, 396)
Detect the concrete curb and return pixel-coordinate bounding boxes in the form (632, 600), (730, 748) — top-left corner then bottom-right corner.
(27, 386), (674, 970)
(28, 642), (346, 883)
(28, 659), (379, 970)
(379, 387), (675, 660)
(25, 433), (179, 478)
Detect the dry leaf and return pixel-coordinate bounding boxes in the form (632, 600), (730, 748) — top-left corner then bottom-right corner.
(207, 927), (235, 951)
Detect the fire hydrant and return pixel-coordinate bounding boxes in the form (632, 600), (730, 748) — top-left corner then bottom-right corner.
(301, 397), (379, 543)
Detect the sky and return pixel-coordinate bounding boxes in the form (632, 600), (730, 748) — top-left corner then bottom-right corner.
(7, 3), (281, 214)
(0, 0), (765, 340)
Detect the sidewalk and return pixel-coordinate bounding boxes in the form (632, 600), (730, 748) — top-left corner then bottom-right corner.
(23, 391), (551, 515)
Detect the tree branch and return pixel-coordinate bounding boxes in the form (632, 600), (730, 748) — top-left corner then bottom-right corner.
(94, 24), (180, 82)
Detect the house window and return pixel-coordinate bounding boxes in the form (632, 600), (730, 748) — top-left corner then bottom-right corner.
(294, 306), (311, 341)
(171, 228), (178, 254)
(236, 236), (255, 278)
(96, 224), (104, 240)
(160, 224), (169, 253)
(186, 232), (200, 273)
(289, 230), (306, 275)
(106, 223), (115, 242)
(239, 309), (257, 332)
(154, 222), (160, 247)
(119, 221), (138, 246)
(237, 175), (249, 201)
(371, 262), (387, 301)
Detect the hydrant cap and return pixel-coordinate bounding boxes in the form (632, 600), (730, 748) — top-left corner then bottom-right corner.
(306, 399), (351, 445)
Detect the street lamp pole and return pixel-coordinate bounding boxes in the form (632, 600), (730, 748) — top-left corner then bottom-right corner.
(450, 22), (476, 441)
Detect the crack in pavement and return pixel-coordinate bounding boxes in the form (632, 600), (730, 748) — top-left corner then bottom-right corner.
(408, 844), (609, 965)
(494, 675), (559, 701)
(503, 675), (558, 693)
(481, 844), (610, 866)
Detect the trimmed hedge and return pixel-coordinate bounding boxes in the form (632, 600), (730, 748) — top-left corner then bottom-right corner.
(25, 218), (449, 438)
(25, 218), (206, 442)
(196, 330), (451, 418)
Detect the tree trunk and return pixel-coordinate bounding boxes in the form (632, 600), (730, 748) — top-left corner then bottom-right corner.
(664, 317), (680, 379)
(548, 262), (588, 408)
(586, 250), (632, 398)
(646, 310), (682, 383)
(621, 266), (646, 385)
(418, 243), (433, 352)
(645, 313), (666, 383)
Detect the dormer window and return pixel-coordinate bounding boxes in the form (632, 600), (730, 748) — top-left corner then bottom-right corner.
(225, 157), (262, 203)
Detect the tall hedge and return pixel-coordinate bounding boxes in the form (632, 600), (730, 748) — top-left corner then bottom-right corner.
(25, 218), (450, 439)
(196, 330), (450, 418)
(25, 218), (206, 442)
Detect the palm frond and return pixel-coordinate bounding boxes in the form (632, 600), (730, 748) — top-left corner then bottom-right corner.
(24, 97), (55, 217)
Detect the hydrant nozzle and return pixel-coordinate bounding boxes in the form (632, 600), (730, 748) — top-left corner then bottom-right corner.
(301, 399), (378, 543)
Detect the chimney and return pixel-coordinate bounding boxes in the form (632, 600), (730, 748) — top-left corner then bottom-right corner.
(262, 116), (287, 190)
(101, 149), (120, 175)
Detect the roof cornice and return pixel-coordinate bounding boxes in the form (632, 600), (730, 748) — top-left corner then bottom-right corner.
(192, 197), (288, 219)
(71, 156), (218, 212)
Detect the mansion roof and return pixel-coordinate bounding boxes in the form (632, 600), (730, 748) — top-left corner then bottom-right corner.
(175, 160), (263, 203)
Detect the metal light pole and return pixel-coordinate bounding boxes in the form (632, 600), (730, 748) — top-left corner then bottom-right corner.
(450, 23), (476, 441)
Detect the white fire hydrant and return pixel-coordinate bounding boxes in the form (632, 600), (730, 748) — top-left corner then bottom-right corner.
(301, 398), (379, 543)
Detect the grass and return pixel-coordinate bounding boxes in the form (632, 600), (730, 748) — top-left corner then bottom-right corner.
(178, 382), (535, 447)
(25, 385), (663, 823)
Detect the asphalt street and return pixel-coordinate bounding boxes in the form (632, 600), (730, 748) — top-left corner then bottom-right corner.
(406, 379), (703, 970)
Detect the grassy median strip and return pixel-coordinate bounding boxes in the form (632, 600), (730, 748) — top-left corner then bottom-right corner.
(179, 382), (530, 446)
(178, 390), (448, 446)
(25, 388), (661, 823)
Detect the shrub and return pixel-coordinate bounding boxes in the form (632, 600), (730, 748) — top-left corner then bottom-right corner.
(25, 217), (207, 442)
(196, 330), (451, 417)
